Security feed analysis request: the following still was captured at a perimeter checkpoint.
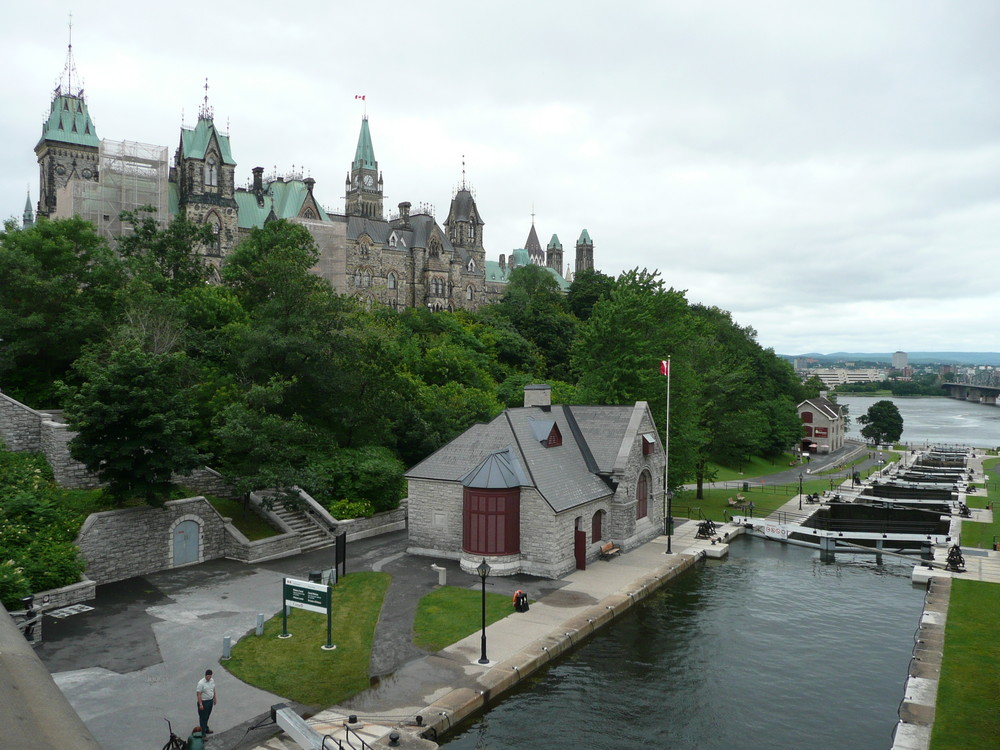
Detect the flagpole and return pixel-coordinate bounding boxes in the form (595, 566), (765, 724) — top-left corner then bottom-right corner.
(663, 357), (672, 553)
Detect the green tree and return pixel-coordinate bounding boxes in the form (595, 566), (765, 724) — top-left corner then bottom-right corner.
(567, 267), (615, 321)
(62, 344), (205, 506)
(0, 218), (124, 404)
(856, 400), (904, 445)
(306, 446), (406, 515)
(117, 209), (214, 292)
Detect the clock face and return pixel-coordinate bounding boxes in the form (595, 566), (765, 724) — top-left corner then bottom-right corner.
(363, 174), (374, 187)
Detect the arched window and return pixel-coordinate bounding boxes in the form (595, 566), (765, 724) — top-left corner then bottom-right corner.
(428, 239), (441, 258)
(206, 156), (218, 187)
(636, 471), (649, 519)
(303, 207), (315, 219)
(387, 271), (397, 290)
(466, 285), (474, 301)
(354, 268), (362, 287)
(591, 510), (603, 543)
(205, 213), (222, 256)
(362, 269), (372, 287)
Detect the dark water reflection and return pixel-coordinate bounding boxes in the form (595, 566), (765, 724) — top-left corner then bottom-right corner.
(442, 537), (925, 750)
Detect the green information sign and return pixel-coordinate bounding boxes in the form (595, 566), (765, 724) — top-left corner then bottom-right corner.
(281, 577), (335, 650)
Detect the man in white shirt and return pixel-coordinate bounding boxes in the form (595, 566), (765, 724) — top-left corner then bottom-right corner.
(196, 669), (218, 735)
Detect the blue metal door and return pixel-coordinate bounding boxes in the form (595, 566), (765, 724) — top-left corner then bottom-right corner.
(173, 520), (199, 565)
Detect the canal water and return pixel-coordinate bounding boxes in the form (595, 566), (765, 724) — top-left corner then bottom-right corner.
(840, 395), (1000, 449)
(442, 537), (925, 750)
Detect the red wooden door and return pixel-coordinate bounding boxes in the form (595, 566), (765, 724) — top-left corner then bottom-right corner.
(574, 529), (587, 570)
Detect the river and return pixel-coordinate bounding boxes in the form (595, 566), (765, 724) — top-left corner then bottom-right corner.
(441, 537), (924, 749)
(839, 394), (1000, 449)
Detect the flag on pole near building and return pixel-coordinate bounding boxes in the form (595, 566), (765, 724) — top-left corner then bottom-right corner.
(355, 94), (366, 100)
(660, 359), (669, 376)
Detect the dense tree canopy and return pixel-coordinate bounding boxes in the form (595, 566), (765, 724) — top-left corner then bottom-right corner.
(2, 216), (808, 510)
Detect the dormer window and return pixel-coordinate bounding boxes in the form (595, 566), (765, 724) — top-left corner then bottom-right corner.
(467, 258), (476, 272)
(546, 424), (562, 447)
(642, 433), (657, 456)
(389, 233), (397, 248)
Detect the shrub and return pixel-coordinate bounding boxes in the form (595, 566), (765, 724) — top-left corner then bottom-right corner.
(306, 446), (405, 514)
(0, 560), (31, 610)
(327, 498), (374, 520)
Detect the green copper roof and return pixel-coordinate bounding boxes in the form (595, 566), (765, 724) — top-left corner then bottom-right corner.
(353, 117), (377, 171)
(511, 248), (530, 266)
(39, 94), (99, 149)
(180, 118), (235, 164)
(578, 229), (592, 244)
(484, 259), (570, 291)
(548, 234), (562, 249)
(235, 180), (331, 230)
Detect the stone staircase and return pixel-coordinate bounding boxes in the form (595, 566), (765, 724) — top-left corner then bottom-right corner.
(268, 501), (337, 553)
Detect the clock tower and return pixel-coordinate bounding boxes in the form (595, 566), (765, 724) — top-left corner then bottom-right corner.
(345, 116), (383, 219)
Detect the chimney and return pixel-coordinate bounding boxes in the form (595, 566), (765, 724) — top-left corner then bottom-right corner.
(499, 254), (506, 271)
(252, 166), (264, 193)
(304, 177), (315, 194)
(523, 384), (551, 408)
(819, 390), (828, 399)
(399, 201), (411, 227)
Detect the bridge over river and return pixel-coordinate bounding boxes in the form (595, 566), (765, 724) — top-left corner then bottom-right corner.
(941, 382), (1000, 405)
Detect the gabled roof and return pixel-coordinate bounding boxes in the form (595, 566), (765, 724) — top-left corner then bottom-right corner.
(798, 397), (843, 421)
(37, 94), (99, 149)
(353, 117), (377, 171)
(180, 117), (235, 164)
(407, 402), (652, 513)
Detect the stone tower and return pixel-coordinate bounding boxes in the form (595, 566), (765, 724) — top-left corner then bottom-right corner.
(174, 89), (238, 259)
(546, 234), (563, 275)
(23, 191), (35, 228)
(575, 229), (594, 274)
(34, 39), (99, 219)
(345, 117), (383, 219)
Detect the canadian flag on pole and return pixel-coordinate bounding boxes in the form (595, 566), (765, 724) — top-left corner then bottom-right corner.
(355, 94), (366, 101)
(660, 360), (670, 377)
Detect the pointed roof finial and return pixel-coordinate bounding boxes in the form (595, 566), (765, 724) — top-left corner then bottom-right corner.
(531, 203), (535, 226)
(461, 154), (466, 189)
(198, 77), (214, 121)
(58, 12), (82, 97)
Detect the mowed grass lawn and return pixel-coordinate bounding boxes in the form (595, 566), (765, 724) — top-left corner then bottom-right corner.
(959, 457), (999, 550)
(413, 586), (512, 651)
(931, 579), (1000, 749)
(224, 572), (390, 707)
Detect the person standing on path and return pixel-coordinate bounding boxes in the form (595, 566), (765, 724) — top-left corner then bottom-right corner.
(196, 669), (217, 735)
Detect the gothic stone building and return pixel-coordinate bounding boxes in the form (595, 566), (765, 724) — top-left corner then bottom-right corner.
(33, 47), (596, 311)
(405, 384), (665, 578)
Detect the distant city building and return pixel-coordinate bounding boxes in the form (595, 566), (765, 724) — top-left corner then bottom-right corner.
(29, 41), (596, 312)
(892, 351), (908, 369)
(805, 369), (886, 389)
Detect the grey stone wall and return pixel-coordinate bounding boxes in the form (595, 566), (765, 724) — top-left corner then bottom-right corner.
(34, 579), (97, 611)
(223, 523), (300, 563)
(0, 391), (44, 451)
(40, 419), (98, 489)
(177, 467), (238, 499)
(76, 497), (230, 584)
(336, 504), (408, 542)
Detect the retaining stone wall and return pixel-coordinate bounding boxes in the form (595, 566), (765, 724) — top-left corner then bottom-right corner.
(76, 497), (230, 584)
(34, 579), (97, 611)
(40, 419), (97, 489)
(0, 391), (44, 451)
(336, 503), (408, 541)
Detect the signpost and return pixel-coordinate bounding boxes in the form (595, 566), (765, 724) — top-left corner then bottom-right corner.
(281, 577), (336, 650)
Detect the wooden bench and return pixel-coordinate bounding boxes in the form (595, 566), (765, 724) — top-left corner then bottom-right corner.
(599, 542), (621, 560)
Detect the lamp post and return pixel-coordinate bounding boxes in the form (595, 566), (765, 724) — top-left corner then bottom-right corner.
(798, 473), (803, 511)
(476, 558), (491, 665)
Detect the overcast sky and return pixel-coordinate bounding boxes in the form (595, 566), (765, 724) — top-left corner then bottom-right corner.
(4, 1), (998, 355)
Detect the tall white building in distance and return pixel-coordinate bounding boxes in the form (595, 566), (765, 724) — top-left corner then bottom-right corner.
(892, 351), (909, 369)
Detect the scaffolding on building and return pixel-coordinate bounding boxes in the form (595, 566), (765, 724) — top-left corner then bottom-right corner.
(58, 138), (170, 244)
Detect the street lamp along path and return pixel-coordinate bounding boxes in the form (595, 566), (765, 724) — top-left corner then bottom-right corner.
(476, 558), (491, 665)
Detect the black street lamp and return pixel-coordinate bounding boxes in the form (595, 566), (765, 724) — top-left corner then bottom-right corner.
(476, 558), (491, 665)
(798, 472), (803, 511)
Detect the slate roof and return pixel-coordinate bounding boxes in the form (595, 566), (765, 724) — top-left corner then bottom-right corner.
(798, 397), (842, 420)
(38, 93), (99, 149)
(525, 224), (542, 254)
(353, 117), (376, 171)
(407, 402), (648, 513)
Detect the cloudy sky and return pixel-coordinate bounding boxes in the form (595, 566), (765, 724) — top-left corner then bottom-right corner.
(3, 1), (998, 355)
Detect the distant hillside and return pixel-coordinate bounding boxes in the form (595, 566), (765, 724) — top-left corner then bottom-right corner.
(782, 352), (1000, 366)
